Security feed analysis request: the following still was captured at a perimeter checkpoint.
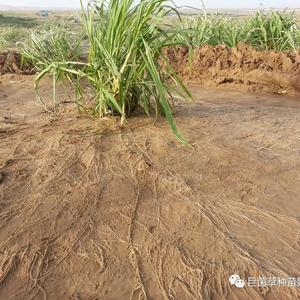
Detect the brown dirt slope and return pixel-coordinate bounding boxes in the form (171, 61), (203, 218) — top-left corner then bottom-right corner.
(165, 43), (300, 95)
(1, 76), (300, 299)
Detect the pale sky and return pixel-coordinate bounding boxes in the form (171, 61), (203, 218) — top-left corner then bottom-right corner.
(0, 0), (299, 9)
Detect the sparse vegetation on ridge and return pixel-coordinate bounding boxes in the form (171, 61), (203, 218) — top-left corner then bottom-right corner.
(176, 11), (300, 51)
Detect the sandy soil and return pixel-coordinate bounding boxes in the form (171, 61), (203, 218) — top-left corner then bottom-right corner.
(1, 75), (300, 300)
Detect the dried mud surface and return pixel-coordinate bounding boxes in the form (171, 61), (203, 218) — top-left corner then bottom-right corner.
(165, 43), (300, 95)
(1, 75), (300, 300)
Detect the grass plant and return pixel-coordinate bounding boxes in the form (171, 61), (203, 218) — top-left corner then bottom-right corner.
(177, 11), (300, 51)
(0, 27), (31, 50)
(23, 0), (192, 145)
(22, 24), (83, 108)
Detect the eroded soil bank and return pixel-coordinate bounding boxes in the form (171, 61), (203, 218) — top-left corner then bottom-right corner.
(165, 43), (300, 95)
(0, 51), (33, 75)
(1, 75), (300, 299)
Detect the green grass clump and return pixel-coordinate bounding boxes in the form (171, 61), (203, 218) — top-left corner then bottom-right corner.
(248, 11), (299, 51)
(177, 11), (300, 52)
(178, 16), (250, 48)
(0, 27), (31, 50)
(22, 24), (83, 108)
(22, 24), (81, 71)
(24, 0), (191, 145)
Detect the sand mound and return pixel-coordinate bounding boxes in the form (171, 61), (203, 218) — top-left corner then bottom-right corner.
(165, 43), (300, 95)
